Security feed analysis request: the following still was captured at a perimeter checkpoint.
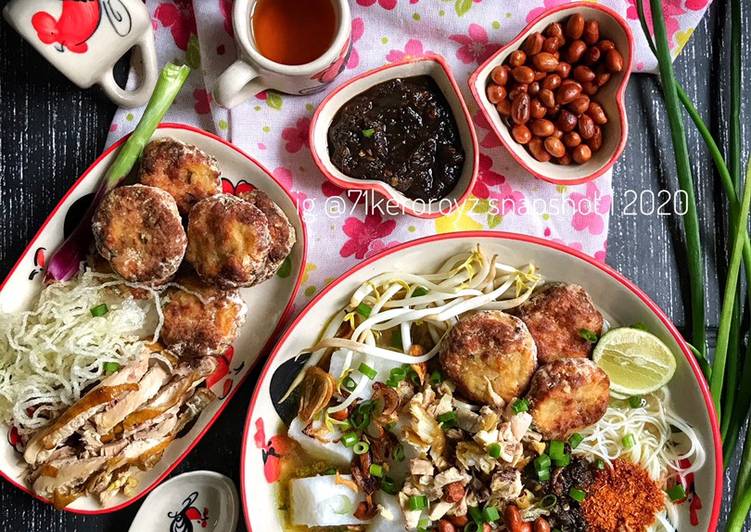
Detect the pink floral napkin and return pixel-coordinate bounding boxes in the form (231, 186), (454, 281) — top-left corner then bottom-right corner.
(107, 0), (711, 308)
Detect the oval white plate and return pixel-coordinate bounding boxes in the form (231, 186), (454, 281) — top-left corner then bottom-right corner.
(240, 232), (721, 532)
(128, 471), (239, 532)
(0, 123), (307, 514)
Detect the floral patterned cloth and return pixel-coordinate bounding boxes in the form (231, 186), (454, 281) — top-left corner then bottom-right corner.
(107, 0), (711, 308)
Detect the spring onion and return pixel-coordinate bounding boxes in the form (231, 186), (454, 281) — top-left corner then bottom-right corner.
(540, 494), (558, 509)
(568, 433), (583, 450)
(369, 464), (383, 477)
(343, 376), (357, 391)
(482, 506), (500, 522)
(512, 398), (529, 414)
(358, 362), (377, 380)
(534, 454), (551, 472)
(668, 484), (687, 502)
(341, 432), (358, 448)
(408, 495), (428, 511)
(430, 370), (443, 385)
(569, 487), (587, 503)
(549, 440), (565, 461)
(356, 302), (372, 318)
(578, 328), (598, 343)
(361, 128), (375, 138)
(381, 476), (399, 495)
(488, 443), (502, 459)
(103, 361), (120, 375)
(468, 506), (483, 523)
(628, 396), (644, 409)
(353, 441), (369, 455)
(45, 63), (191, 282)
(622, 434), (636, 450)
(635, 0), (706, 360)
(90, 303), (109, 317)
(595, 459), (606, 470)
(553, 454), (571, 468)
(393, 444), (405, 462)
(537, 468), (550, 482)
(412, 286), (429, 297)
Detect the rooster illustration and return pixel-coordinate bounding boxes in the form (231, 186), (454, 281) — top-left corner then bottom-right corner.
(31, 0), (132, 54)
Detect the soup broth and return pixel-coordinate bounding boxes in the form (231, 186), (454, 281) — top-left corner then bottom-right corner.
(252, 0), (337, 66)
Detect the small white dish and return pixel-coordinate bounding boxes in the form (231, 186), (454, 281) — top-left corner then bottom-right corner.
(128, 471), (239, 532)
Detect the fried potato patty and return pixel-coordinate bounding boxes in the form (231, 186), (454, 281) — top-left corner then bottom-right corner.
(186, 194), (271, 289)
(92, 185), (186, 285)
(514, 282), (604, 364)
(238, 188), (296, 282)
(527, 358), (609, 440)
(160, 273), (247, 357)
(440, 310), (537, 404)
(138, 138), (221, 215)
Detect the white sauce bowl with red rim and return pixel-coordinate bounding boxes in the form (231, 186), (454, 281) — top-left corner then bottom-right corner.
(310, 55), (479, 219)
(468, 3), (633, 185)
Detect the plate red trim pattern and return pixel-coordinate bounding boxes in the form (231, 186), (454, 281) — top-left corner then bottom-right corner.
(0, 123), (308, 515)
(467, 2), (633, 185)
(309, 54), (480, 219)
(240, 231), (722, 532)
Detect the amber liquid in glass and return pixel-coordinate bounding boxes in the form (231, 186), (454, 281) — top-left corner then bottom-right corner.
(252, 0), (337, 66)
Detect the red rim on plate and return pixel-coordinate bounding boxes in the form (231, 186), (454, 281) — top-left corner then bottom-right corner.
(240, 231), (722, 532)
(468, 2), (633, 185)
(309, 54), (480, 219)
(0, 123), (308, 515)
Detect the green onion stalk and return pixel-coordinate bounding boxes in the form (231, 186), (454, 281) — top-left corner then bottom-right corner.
(723, 161), (751, 532)
(637, 0), (751, 461)
(635, 0), (706, 364)
(45, 63), (191, 282)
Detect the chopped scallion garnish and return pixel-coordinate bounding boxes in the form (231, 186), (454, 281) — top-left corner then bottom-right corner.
(629, 395), (644, 408)
(569, 487), (587, 502)
(407, 495), (428, 511)
(578, 328), (598, 343)
(483, 506), (500, 522)
(512, 398), (528, 414)
(341, 432), (358, 448)
(622, 433), (636, 450)
(103, 361), (120, 375)
(549, 440), (565, 461)
(568, 433), (584, 449)
(667, 484), (687, 502)
(534, 454), (551, 472)
(90, 304), (109, 317)
(487, 443), (501, 459)
(353, 441), (370, 455)
(369, 464), (383, 477)
(356, 302), (372, 318)
(362, 128), (375, 138)
(412, 286), (429, 297)
(358, 362), (377, 380)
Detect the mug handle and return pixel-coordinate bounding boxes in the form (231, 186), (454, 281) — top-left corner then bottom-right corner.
(214, 60), (265, 109)
(98, 29), (159, 109)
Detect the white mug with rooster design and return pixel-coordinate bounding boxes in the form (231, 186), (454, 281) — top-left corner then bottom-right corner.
(3, 0), (158, 108)
(214, 0), (352, 109)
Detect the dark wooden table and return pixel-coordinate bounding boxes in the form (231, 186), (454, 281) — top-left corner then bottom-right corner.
(0, 1), (748, 530)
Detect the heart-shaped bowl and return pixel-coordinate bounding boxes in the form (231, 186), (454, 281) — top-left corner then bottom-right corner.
(240, 232), (721, 532)
(468, 2), (633, 185)
(310, 54), (479, 218)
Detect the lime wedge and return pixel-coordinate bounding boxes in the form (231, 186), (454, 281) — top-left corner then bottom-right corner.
(592, 327), (677, 395)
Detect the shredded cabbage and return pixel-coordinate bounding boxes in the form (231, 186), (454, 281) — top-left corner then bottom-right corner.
(0, 268), (162, 436)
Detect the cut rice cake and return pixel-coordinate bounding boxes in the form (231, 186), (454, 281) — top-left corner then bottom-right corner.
(288, 416), (353, 467)
(290, 475), (369, 527)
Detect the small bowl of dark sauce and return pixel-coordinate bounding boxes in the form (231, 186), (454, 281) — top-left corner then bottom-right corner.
(310, 55), (479, 218)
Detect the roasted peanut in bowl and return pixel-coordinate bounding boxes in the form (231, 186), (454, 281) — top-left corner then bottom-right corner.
(468, 2), (633, 185)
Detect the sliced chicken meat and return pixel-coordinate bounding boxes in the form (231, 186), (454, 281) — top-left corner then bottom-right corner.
(91, 360), (172, 435)
(23, 351), (151, 466)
